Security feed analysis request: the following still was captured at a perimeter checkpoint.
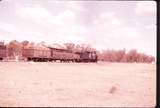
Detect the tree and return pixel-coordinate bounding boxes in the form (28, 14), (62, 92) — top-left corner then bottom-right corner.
(74, 44), (82, 52)
(80, 44), (92, 52)
(8, 40), (22, 57)
(64, 43), (75, 51)
(21, 40), (29, 49)
(21, 40), (29, 46)
(116, 49), (126, 62)
(126, 49), (138, 62)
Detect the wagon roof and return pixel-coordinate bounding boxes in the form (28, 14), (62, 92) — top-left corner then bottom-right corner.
(48, 43), (65, 49)
(48, 47), (72, 53)
(23, 43), (50, 50)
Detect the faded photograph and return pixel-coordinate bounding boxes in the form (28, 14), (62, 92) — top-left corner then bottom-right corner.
(0, 0), (156, 107)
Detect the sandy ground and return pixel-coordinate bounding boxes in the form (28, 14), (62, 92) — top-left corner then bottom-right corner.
(0, 62), (156, 107)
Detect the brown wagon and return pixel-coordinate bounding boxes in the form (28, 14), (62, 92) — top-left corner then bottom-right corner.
(0, 44), (7, 61)
(22, 48), (51, 62)
(49, 47), (80, 62)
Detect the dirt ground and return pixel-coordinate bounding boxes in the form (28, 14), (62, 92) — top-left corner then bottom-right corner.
(0, 62), (156, 107)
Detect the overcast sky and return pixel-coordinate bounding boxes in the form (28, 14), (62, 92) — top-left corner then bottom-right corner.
(0, 0), (156, 57)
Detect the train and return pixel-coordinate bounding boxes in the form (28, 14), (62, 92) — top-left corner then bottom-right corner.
(0, 44), (98, 63)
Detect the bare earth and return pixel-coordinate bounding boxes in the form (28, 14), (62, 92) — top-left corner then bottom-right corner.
(0, 62), (156, 107)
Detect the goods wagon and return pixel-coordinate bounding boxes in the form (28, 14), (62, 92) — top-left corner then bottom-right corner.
(7, 48), (14, 57)
(50, 48), (80, 62)
(22, 48), (51, 62)
(0, 45), (7, 61)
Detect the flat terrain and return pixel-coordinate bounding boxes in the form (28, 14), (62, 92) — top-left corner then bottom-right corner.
(0, 62), (156, 107)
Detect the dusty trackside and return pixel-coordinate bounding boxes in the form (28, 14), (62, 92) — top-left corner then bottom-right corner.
(0, 62), (156, 107)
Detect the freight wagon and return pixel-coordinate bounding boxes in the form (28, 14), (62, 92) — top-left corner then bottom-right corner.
(22, 48), (51, 62)
(0, 45), (7, 61)
(49, 47), (80, 62)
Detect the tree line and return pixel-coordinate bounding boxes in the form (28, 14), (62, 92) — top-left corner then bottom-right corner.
(98, 49), (155, 63)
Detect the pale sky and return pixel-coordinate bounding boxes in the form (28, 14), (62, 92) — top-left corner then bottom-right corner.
(0, 0), (156, 57)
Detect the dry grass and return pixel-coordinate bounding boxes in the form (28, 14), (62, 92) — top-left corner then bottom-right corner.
(0, 62), (156, 107)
